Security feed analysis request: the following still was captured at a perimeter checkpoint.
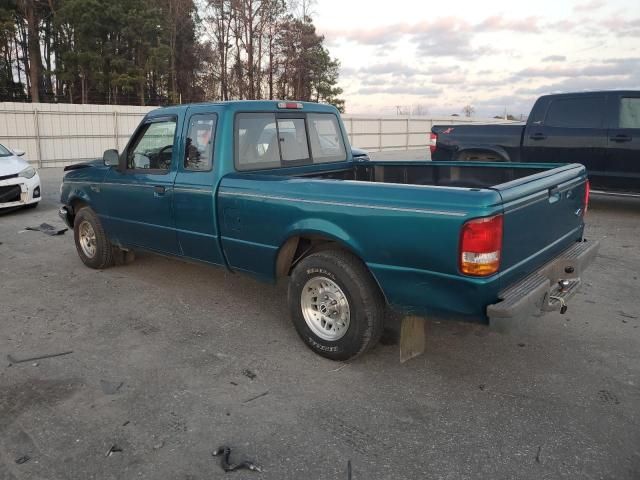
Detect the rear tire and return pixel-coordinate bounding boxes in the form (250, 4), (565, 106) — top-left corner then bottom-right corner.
(73, 207), (114, 269)
(288, 249), (385, 361)
(458, 151), (503, 162)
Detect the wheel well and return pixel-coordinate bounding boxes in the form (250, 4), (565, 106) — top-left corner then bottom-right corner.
(275, 235), (356, 278)
(69, 198), (89, 222)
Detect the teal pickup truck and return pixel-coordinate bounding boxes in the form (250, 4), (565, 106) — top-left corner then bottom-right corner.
(60, 101), (599, 360)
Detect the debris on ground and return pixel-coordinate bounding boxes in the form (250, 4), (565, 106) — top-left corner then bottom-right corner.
(122, 421), (130, 427)
(347, 460), (352, 480)
(517, 343), (526, 347)
(535, 445), (542, 463)
(329, 363), (348, 373)
(105, 445), (123, 457)
(478, 384), (486, 391)
(153, 440), (165, 450)
(15, 455), (31, 465)
(100, 380), (124, 395)
(243, 391), (269, 404)
(25, 223), (68, 236)
(7, 350), (73, 365)
(212, 446), (261, 472)
(242, 369), (257, 380)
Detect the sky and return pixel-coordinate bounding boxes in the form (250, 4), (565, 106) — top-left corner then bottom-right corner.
(313, 0), (640, 116)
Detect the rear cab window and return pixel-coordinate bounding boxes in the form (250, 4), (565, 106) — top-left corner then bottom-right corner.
(235, 112), (347, 171)
(544, 96), (605, 128)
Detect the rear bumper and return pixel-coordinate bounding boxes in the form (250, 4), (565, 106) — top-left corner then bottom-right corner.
(487, 240), (600, 331)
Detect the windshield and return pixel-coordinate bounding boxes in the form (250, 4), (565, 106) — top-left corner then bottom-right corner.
(0, 144), (12, 157)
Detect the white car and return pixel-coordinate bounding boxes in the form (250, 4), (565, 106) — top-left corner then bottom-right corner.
(0, 144), (41, 209)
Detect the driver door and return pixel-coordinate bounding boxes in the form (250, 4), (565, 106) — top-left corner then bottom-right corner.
(102, 115), (180, 254)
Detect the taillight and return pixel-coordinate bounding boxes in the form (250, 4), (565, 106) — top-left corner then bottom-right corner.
(583, 180), (590, 215)
(459, 215), (503, 276)
(429, 132), (438, 154)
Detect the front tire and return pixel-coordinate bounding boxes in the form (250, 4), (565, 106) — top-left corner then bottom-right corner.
(288, 249), (385, 361)
(73, 207), (114, 269)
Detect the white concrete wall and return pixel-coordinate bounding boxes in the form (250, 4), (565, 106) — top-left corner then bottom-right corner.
(342, 115), (516, 152)
(0, 102), (514, 167)
(0, 102), (155, 167)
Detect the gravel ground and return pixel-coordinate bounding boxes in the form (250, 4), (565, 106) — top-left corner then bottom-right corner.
(0, 161), (639, 480)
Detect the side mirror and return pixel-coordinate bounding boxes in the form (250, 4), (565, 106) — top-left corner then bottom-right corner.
(103, 149), (120, 167)
(12, 148), (25, 156)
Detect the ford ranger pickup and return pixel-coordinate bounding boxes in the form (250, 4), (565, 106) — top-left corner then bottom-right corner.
(59, 100), (599, 360)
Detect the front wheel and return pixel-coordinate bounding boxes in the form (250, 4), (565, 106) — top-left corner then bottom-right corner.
(288, 250), (385, 361)
(73, 207), (114, 269)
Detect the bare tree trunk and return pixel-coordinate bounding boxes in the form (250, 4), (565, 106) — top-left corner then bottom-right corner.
(23, 0), (41, 102)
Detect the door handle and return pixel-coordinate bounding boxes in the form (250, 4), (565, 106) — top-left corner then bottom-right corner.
(610, 134), (632, 143)
(153, 185), (166, 195)
(529, 133), (547, 141)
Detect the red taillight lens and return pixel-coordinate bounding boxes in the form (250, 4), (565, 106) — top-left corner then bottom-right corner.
(459, 214), (503, 276)
(583, 180), (590, 215)
(429, 132), (437, 154)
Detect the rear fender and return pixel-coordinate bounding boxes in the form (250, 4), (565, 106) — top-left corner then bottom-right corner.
(284, 218), (366, 259)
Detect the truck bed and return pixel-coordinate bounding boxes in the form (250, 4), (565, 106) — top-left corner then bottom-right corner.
(219, 161), (588, 319)
(299, 161), (546, 189)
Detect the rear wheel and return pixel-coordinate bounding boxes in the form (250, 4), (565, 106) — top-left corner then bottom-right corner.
(288, 249), (385, 361)
(73, 207), (114, 269)
(458, 151), (503, 162)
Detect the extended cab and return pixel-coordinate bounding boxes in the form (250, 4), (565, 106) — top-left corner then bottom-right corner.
(60, 101), (598, 360)
(431, 91), (640, 194)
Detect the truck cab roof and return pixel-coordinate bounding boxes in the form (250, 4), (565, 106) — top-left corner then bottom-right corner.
(146, 100), (339, 119)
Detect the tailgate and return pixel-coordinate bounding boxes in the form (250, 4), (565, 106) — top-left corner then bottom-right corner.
(493, 164), (588, 288)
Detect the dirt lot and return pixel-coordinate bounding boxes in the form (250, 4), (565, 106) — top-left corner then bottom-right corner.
(1, 163), (639, 480)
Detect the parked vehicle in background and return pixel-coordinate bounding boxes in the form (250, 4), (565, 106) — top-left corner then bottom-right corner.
(59, 100), (597, 360)
(0, 144), (41, 210)
(431, 91), (640, 195)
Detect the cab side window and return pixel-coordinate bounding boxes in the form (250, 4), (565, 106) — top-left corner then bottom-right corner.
(185, 114), (217, 171)
(544, 97), (604, 128)
(619, 98), (640, 129)
(126, 119), (177, 171)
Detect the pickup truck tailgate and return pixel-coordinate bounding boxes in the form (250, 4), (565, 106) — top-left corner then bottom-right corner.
(494, 164), (589, 289)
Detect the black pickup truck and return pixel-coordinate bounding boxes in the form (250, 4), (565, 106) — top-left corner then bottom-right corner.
(431, 90), (640, 194)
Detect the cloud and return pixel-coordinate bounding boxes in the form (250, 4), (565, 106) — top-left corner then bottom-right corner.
(475, 15), (541, 33)
(325, 15), (537, 58)
(357, 85), (442, 96)
(601, 17), (640, 37)
(515, 76), (640, 96)
(516, 58), (640, 79)
(360, 62), (422, 76)
(430, 73), (467, 85)
(542, 55), (567, 62)
(573, 0), (605, 12)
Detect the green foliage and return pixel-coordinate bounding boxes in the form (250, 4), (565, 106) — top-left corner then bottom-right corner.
(0, 0), (344, 108)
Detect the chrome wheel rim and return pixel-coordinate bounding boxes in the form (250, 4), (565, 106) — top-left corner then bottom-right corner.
(78, 220), (97, 258)
(301, 277), (351, 341)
